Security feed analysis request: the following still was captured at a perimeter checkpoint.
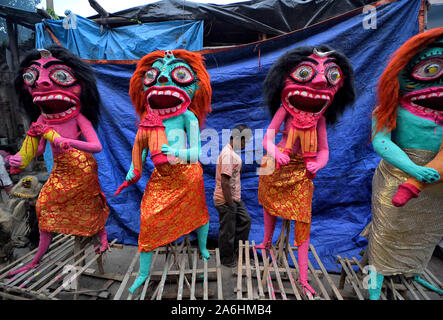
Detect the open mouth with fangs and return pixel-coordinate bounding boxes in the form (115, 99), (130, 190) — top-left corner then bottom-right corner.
(32, 91), (80, 120)
(403, 88), (443, 115)
(145, 86), (191, 119)
(281, 87), (332, 115)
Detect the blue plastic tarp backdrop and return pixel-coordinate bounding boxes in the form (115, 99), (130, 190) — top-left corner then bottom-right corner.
(36, 0), (421, 272)
(35, 15), (204, 59)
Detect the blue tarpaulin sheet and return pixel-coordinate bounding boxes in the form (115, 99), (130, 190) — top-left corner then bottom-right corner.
(35, 0), (421, 272)
(35, 15), (204, 59)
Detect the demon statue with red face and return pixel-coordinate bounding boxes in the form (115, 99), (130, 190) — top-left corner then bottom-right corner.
(256, 45), (355, 296)
(7, 46), (109, 276)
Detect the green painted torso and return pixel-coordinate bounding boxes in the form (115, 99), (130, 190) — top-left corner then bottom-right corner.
(392, 107), (442, 152)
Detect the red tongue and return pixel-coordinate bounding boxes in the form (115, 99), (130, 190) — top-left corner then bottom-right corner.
(149, 95), (181, 109)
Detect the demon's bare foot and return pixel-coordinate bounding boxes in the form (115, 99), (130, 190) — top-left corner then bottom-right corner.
(255, 242), (271, 250)
(8, 263), (38, 276)
(299, 280), (317, 297)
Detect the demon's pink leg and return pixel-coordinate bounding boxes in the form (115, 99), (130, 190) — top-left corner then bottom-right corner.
(297, 236), (317, 296)
(96, 228), (109, 253)
(8, 230), (52, 276)
(255, 208), (277, 249)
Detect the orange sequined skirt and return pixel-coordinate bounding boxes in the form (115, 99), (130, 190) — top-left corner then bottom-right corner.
(36, 149), (109, 236)
(138, 162), (209, 252)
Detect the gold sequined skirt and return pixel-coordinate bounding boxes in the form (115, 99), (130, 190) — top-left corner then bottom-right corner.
(258, 152), (314, 223)
(36, 149), (109, 236)
(365, 148), (443, 277)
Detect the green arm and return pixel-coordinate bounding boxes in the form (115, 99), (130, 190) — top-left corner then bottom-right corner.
(371, 117), (439, 183)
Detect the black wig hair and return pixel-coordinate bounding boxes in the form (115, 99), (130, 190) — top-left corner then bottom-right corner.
(263, 45), (355, 124)
(14, 45), (101, 128)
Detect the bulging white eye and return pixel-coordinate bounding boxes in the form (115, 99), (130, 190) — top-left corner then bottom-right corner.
(172, 66), (194, 84)
(49, 68), (76, 86)
(291, 65), (315, 82)
(23, 68), (37, 85)
(326, 66), (342, 85)
(411, 58), (443, 81)
(144, 68), (158, 86)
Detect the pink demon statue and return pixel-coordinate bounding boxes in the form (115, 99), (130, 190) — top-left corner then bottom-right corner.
(256, 45), (355, 296)
(7, 46), (109, 276)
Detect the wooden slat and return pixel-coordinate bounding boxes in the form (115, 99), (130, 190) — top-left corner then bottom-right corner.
(389, 277), (405, 300)
(251, 241), (265, 299)
(244, 241), (253, 300)
(177, 250), (187, 300)
(190, 248), (198, 300)
(260, 248), (276, 300)
(344, 258), (363, 290)
(268, 249), (287, 300)
(47, 239), (117, 298)
(27, 242), (98, 292)
(337, 255), (364, 300)
(0, 234), (66, 277)
(236, 240), (243, 300)
(279, 248), (302, 300)
(411, 279), (431, 300)
(139, 250), (159, 300)
(155, 251), (173, 300)
(311, 245), (343, 300)
(307, 256), (329, 299)
(351, 257), (387, 300)
(15, 239), (75, 290)
(423, 269), (443, 289)
(7, 237), (74, 287)
(203, 256), (208, 300)
(215, 248), (223, 300)
(400, 276), (420, 300)
(113, 251), (139, 300)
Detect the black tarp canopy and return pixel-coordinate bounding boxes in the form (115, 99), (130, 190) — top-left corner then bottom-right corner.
(89, 0), (378, 46)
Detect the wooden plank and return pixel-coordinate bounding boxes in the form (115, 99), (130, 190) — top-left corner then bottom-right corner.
(280, 248), (302, 300)
(7, 237), (74, 288)
(177, 250), (187, 300)
(14, 239), (75, 290)
(139, 249), (159, 300)
(25, 242), (100, 291)
(47, 239), (117, 298)
(307, 257), (329, 299)
(268, 249), (287, 300)
(0, 234), (67, 279)
(155, 251), (173, 300)
(344, 258), (363, 289)
(114, 251), (139, 300)
(399, 276), (420, 300)
(351, 257), (387, 300)
(423, 269), (443, 289)
(244, 241), (253, 300)
(260, 248), (276, 300)
(389, 277), (405, 300)
(203, 256), (208, 300)
(190, 248), (198, 300)
(215, 248), (223, 300)
(251, 241), (265, 299)
(411, 278), (431, 300)
(337, 255), (364, 300)
(312, 245), (343, 300)
(236, 240), (243, 300)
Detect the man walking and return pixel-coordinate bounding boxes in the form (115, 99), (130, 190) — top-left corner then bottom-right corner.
(213, 124), (252, 267)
